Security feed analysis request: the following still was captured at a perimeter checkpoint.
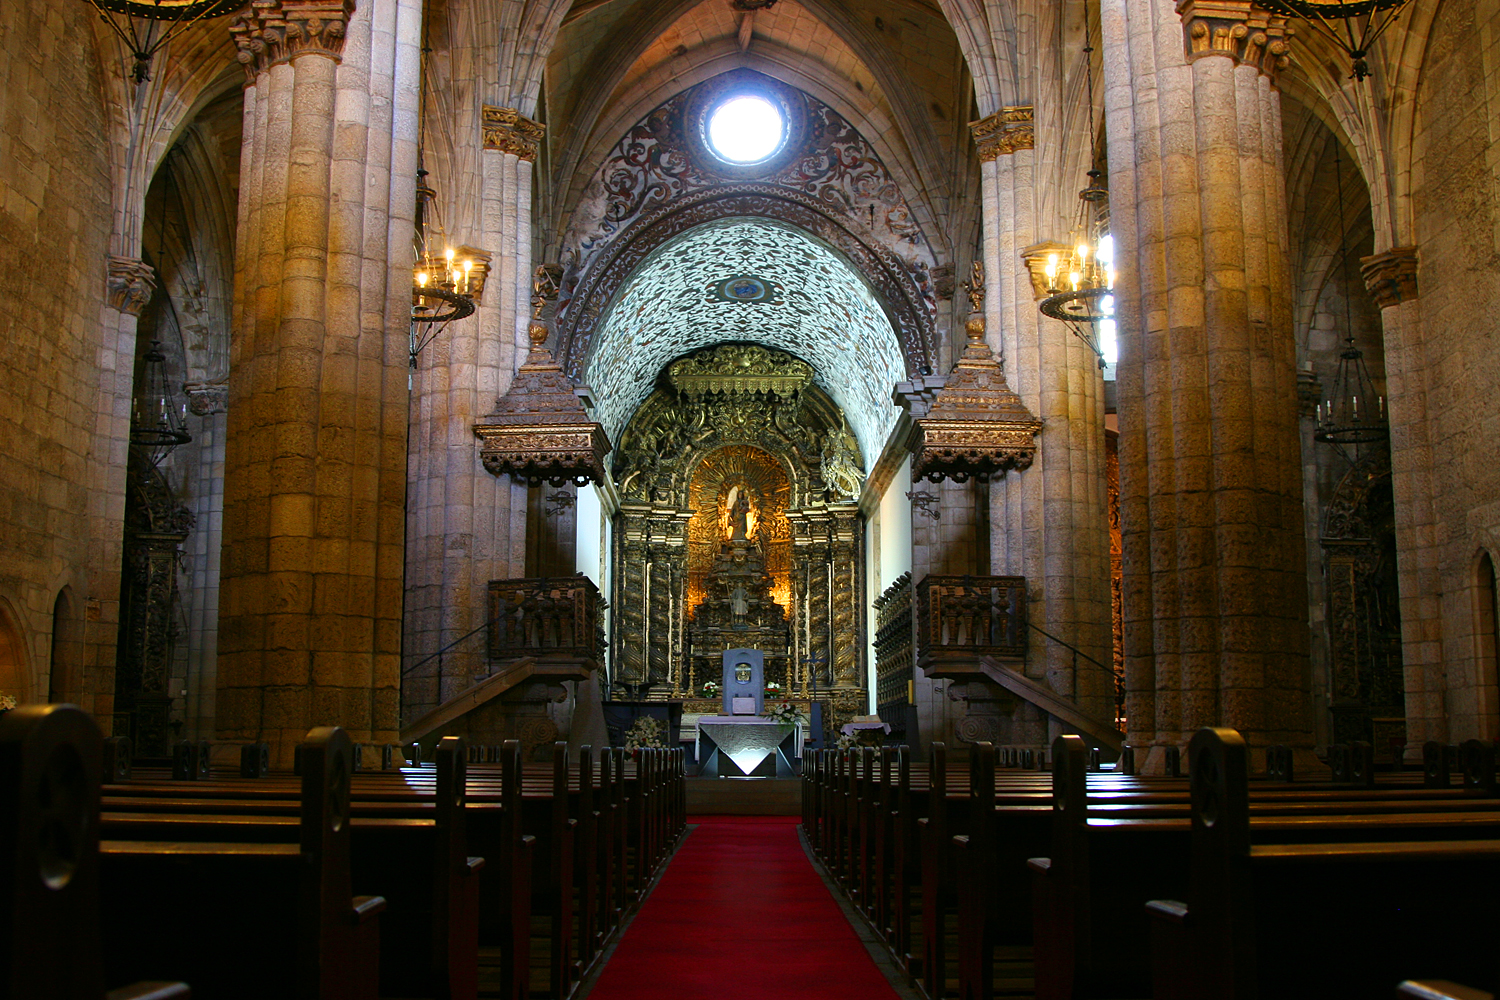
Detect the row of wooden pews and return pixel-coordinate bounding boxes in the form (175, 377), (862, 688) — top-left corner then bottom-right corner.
(2, 703), (685, 1000)
(803, 731), (1500, 1000)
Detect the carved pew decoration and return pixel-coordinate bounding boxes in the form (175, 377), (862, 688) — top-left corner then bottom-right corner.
(0, 704), (189, 1000)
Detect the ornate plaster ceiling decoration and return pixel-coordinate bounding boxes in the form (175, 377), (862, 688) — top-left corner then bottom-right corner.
(585, 217), (904, 468)
(559, 70), (935, 309)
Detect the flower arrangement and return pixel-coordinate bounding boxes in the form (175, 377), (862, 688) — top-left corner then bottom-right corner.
(764, 680), (782, 697)
(0, 694), (16, 713)
(701, 679), (721, 698)
(835, 732), (857, 750)
(762, 701), (802, 726)
(623, 715), (667, 751)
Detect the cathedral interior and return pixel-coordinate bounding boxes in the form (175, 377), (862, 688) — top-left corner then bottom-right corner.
(0, 0), (1496, 777)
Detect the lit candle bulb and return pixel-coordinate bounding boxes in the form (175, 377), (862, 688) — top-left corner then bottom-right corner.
(1045, 253), (1059, 285)
(1378, 395), (1385, 420)
(1353, 395), (1359, 420)
(1069, 271), (1081, 291)
(1076, 242), (1090, 263)
(462, 259), (474, 294)
(1316, 403), (1322, 423)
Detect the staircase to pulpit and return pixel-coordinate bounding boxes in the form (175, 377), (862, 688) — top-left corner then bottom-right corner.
(875, 573), (1123, 755)
(400, 575), (608, 757)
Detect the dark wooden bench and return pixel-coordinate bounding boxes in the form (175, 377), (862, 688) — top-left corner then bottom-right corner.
(1, 704), (191, 1000)
(1147, 728), (1500, 1000)
(99, 726), (385, 1000)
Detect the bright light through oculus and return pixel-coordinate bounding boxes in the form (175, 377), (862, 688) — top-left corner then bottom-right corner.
(708, 96), (785, 163)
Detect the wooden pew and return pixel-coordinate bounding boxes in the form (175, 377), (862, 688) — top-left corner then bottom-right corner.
(98, 736), (484, 1000)
(1, 704), (191, 1000)
(1147, 728), (1500, 1000)
(99, 726), (385, 1000)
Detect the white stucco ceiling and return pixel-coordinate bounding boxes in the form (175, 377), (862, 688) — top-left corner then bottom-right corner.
(584, 217), (905, 468)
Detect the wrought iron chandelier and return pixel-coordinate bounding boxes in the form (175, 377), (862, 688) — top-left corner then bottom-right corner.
(1314, 141), (1387, 458)
(1035, 3), (1114, 369)
(407, 24), (481, 369)
(1258, 0), (1414, 81)
(409, 176), (480, 368)
(131, 341), (191, 467)
(81, 0), (243, 83)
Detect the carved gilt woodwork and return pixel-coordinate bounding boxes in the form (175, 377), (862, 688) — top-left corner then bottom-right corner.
(899, 263), (1042, 483)
(474, 267), (611, 486)
(610, 343), (867, 700)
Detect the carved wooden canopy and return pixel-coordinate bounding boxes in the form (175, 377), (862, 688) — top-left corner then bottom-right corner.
(474, 270), (611, 487)
(898, 265), (1041, 483)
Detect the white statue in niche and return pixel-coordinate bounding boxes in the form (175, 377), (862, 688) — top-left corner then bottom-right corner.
(725, 484), (755, 541)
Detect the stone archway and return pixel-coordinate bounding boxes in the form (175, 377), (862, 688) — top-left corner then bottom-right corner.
(0, 598), (29, 707)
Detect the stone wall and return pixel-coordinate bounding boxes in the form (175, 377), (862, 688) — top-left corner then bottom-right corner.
(0, 0), (114, 711)
(1412, 0), (1500, 740)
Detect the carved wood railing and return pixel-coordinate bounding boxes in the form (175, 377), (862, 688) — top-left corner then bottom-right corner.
(872, 573), (915, 738)
(914, 575), (1027, 674)
(486, 575), (607, 663)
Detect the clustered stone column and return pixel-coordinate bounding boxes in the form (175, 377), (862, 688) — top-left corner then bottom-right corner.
(972, 106), (1116, 739)
(218, 0), (420, 766)
(82, 256), (159, 729)
(402, 105), (542, 719)
(1102, 0), (1310, 761)
(1359, 247), (1437, 751)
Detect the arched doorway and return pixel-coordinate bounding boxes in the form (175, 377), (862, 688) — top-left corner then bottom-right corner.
(1476, 552), (1499, 738)
(48, 588), (81, 704)
(0, 598), (29, 707)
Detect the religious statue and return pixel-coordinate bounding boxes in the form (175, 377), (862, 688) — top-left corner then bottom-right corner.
(729, 488), (752, 541)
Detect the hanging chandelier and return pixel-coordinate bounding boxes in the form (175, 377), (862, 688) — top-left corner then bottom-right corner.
(409, 176), (483, 368)
(80, 0), (243, 83)
(1314, 142), (1387, 458)
(1032, 4), (1114, 369)
(1258, 0), (1414, 81)
(407, 13), (484, 370)
(131, 341), (191, 467)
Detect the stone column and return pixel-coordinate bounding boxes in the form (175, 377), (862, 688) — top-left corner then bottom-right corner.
(183, 384), (228, 741)
(1102, 0), (1309, 760)
(83, 256), (158, 731)
(219, 0), (419, 766)
(1359, 247), (1439, 750)
(973, 108), (1115, 736)
(403, 106), (541, 718)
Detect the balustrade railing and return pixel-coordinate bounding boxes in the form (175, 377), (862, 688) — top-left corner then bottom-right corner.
(873, 573), (915, 734)
(914, 574), (1028, 670)
(486, 574), (607, 662)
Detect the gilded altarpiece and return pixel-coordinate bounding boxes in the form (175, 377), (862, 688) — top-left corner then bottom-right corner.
(610, 344), (867, 715)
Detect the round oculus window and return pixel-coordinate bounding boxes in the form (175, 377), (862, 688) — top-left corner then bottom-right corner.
(707, 95), (786, 164)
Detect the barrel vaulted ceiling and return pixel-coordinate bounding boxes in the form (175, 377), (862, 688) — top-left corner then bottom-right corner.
(584, 218), (906, 467)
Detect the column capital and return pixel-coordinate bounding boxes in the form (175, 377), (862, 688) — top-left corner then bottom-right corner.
(185, 380), (229, 416)
(107, 255), (157, 315)
(229, 0), (356, 83)
(482, 106), (546, 161)
(969, 106), (1034, 162)
(1296, 367), (1322, 418)
(1359, 245), (1418, 308)
(1176, 0), (1292, 81)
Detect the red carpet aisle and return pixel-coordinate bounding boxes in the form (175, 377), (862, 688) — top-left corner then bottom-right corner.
(584, 815), (903, 1000)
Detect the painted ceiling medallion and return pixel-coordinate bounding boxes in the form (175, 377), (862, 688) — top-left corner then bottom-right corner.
(707, 274), (783, 304)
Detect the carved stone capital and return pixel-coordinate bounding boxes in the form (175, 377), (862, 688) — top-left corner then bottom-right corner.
(969, 106), (1034, 162)
(1359, 245), (1418, 308)
(107, 255), (157, 315)
(482, 105), (546, 162)
(1176, 0), (1292, 80)
(229, 0), (356, 83)
(1296, 368), (1321, 419)
(184, 380), (229, 416)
